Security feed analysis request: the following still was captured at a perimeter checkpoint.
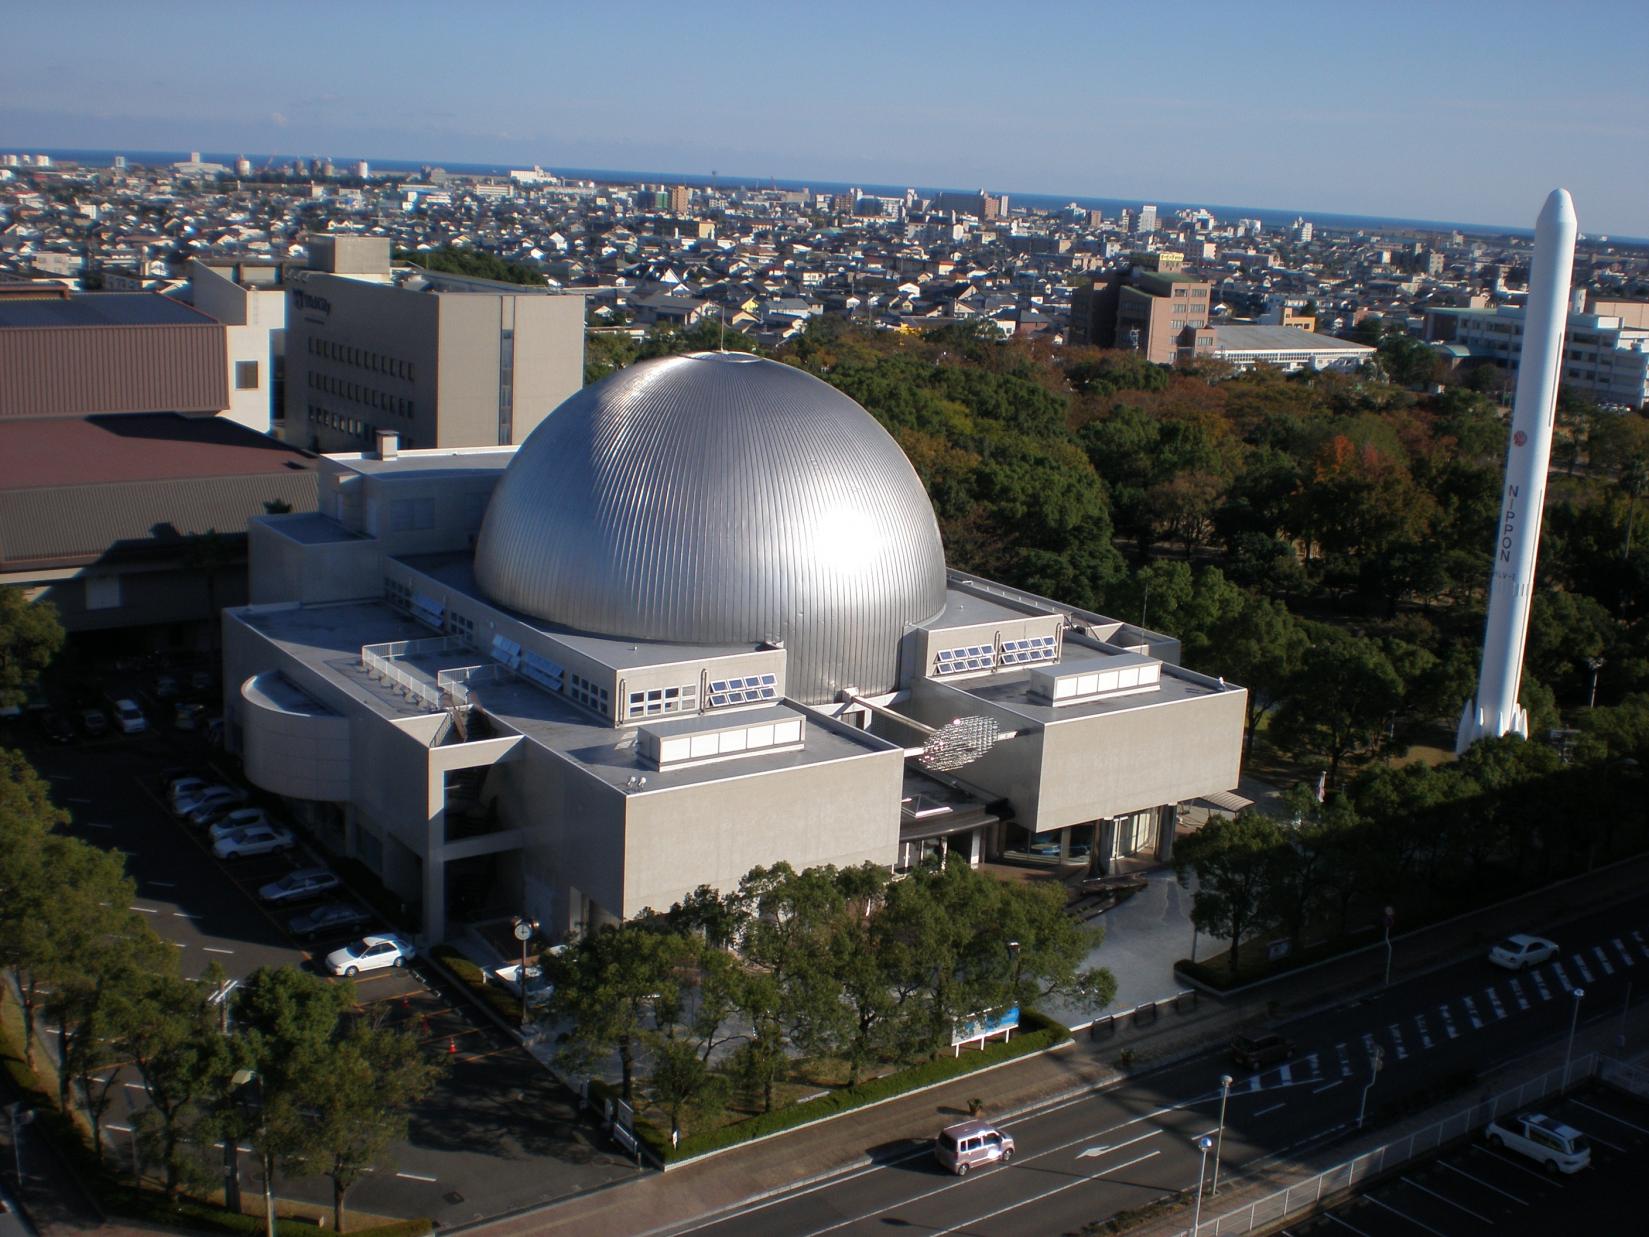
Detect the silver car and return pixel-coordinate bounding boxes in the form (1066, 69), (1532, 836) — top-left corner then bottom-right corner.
(935, 1120), (1015, 1176)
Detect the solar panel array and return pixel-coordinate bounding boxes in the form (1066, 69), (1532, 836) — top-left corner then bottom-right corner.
(707, 673), (778, 708)
(998, 635), (1057, 666)
(934, 645), (996, 675)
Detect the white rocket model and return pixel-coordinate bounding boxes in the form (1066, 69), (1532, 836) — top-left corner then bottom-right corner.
(1456, 188), (1578, 753)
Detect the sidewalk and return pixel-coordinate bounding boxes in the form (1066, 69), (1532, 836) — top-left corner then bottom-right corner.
(458, 854), (1649, 1236)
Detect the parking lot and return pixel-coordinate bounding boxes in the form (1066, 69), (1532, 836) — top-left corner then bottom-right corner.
(1284, 1083), (1649, 1234)
(12, 670), (637, 1226)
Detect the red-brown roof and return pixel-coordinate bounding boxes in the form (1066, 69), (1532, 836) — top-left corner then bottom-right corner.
(0, 414), (316, 490)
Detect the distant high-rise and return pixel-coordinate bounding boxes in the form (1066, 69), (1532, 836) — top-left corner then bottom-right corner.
(1292, 217), (1314, 243)
(932, 189), (1007, 219)
(1137, 204), (1158, 234)
(355, 160), (370, 179)
(668, 184), (692, 215)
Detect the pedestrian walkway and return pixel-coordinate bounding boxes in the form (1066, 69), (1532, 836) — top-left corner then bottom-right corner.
(459, 853), (1649, 1236)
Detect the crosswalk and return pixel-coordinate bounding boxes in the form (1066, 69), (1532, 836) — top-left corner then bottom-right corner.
(1235, 929), (1649, 1095)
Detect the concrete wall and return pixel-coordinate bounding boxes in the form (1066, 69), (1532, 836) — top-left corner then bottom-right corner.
(509, 293), (586, 443)
(239, 671), (352, 801)
(247, 520), (383, 606)
(434, 296), (501, 447)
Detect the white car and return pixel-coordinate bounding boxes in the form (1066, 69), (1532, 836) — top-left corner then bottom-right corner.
(212, 823), (296, 859)
(1489, 934), (1558, 971)
(167, 776), (212, 811)
(491, 962), (555, 1007)
(1485, 1112), (1591, 1173)
(175, 783), (248, 819)
(112, 698), (148, 734)
(326, 934), (415, 977)
(208, 808), (271, 842)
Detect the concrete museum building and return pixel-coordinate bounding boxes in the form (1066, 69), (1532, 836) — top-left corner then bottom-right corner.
(224, 353), (1246, 942)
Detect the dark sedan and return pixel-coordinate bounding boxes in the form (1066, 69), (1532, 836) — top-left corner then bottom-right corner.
(1230, 1031), (1294, 1070)
(287, 900), (372, 939)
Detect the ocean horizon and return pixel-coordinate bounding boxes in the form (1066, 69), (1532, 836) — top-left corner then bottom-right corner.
(16, 147), (1649, 248)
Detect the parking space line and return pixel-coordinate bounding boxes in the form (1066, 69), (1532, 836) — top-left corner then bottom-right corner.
(1438, 1004), (1459, 1039)
(1507, 979), (1529, 1011)
(1437, 1160), (1527, 1205)
(1462, 995), (1483, 1029)
(1592, 944), (1614, 976)
(1570, 1098), (1649, 1135)
(1612, 937), (1634, 967)
(1530, 969), (1551, 1001)
(1414, 1012), (1433, 1048)
(1553, 960), (1573, 989)
(1365, 1194), (1447, 1236)
(1324, 1213), (1372, 1236)
(1254, 1101), (1286, 1117)
(1484, 987), (1507, 1020)
(1474, 1144), (1557, 1183)
(1313, 1080), (1344, 1094)
(1571, 953), (1595, 983)
(1401, 1175), (1491, 1223)
(1388, 1023), (1408, 1059)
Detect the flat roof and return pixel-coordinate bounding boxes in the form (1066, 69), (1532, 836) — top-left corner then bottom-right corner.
(919, 586), (1059, 632)
(920, 647), (1231, 726)
(234, 600), (895, 794)
(0, 414), (317, 491)
(260, 512), (368, 546)
(0, 292), (215, 329)
(326, 447), (515, 477)
(404, 552), (768, 670)
(1211, 325), (1376, 353)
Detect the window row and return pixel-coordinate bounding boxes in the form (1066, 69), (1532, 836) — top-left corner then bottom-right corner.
(308, 335), (415, 381)
(308, 370), (415, 418)
(305, 403), (372, 440)
(625, 683), (698, 719)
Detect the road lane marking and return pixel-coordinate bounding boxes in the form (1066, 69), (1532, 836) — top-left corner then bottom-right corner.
(1530, 969), (1551, 1000)
(1414, 1013), (1433, 1048)
(1508, 978), (1530, 1010)
(172, 911), (198, 919)
(1313, 1080), (1343, 1094)
(1462, 995), (1483, 1029)
(129, 905), (159, 914)
(1571, 1099), (1649, 1134)
(1336, 1042), (1352, 1077)
(1278, 1063), (1292, 1084)
(1362, 1031), (1378, 1061)
(1438, 1004), (1458, 1039)
(1305, 1052), (1320, 1078)
(395, 1170), (438, 1182)
(1571, 953), (1595, 983)
(1248, 1074), (1261, 1092)
(1593, 944), (1615, 976)
(928, 1149), (1162, 1237)
(1632, 928), (1649, 960)
(1324, 1214), (1372, 1236)
(147, 881), (176, 888)
(1553, 960), (1573, 989)
(1402, 1176), (1491, 1222)
(1484, 987), (1507, 1020)
(1437, 1159), (1527, 1204)
(1613, 938), (1634, 968)
(82, 822), (113, 830)
(1387, 1024), (1408, 1060)
(1366, 1193), (1447, 1235)
(203, 947), (234, 955)
(1254, 1101), (1286, 1117)
(1077, 1129), (1161, 1159)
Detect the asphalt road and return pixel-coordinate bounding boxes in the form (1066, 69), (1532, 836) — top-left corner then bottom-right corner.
(676, 896), (1649, 1237)
(18, 724), (636, 1228)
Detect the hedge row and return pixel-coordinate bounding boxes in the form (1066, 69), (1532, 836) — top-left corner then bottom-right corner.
(0, 994), (431, 1236)
(428, 944), (525, 1026)
(594, 1010), (1070, 1163)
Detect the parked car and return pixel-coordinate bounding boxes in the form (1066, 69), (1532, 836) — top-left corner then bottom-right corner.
(153, 675), (180, 700)
(167, 776), (213, 811)
(325, 934), (415, 977)
(1230, 1031), (1294, 1070)
(80, 708), (109, 738)
(212, 824), (296, 860)
(1485, 1112), (1591, 1173)
(934, 1120), (1015, 1176)
(188, 791), (254, 828)
(1489, 934), (1559, 971)
(112, 698), (147, 734)
(287, 901), (372, 939)
(176, 783), (249, 820)
(208, 808), (272, 841)
(173, 701), (207, 731)
(491, 962), (555, 1007)
(259, 867), (341, 905)
(38, 711), (76, 744)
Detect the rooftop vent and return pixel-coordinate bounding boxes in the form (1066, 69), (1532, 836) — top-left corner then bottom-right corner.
(1028, 653), (1162, 707)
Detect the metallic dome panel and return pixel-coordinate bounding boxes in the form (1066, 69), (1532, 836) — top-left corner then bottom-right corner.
(473, 353), (947, 702)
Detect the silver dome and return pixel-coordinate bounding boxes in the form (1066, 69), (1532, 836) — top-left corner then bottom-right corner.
(474, 352), (947, 702)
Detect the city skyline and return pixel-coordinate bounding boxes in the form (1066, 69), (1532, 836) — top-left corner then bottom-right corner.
(2, 0), (1645, 236)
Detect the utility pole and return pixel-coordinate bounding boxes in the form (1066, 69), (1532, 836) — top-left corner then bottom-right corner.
(1211, 1074), (1233, 1195)
(1357, 1046), (1384, 1128)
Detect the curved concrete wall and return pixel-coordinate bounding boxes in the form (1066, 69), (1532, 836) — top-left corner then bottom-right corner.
(241, 672), (353, 802)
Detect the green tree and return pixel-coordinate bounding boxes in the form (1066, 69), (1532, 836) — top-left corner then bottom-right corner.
(1174, 812), (1285, 975)
(127, 972), (235, 1198)
(648, 1038), (728, 1144)
(1271, 627), (1406, 786)
(0, 590), (63, 709)
(295, 1022), (440, 1232)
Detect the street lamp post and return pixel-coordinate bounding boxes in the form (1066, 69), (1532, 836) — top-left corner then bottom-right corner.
(1191, 1134), (1214, 1234)
(231, 1068), (275, 1237)
(1357, 1046), (1384, 1129)
(1211, 1073), (1233, 1196)
(1565, 987), (1586, 1082)
(1586, 656), (1605, 709)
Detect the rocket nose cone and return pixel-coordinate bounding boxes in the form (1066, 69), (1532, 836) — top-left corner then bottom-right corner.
(1538, 188), (1577, 230)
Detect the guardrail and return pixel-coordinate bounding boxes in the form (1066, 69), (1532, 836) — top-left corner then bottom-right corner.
(360, 635), (471, 711)
(1599, 1055), (1649, 1101)
(1178, 1052), (1600, 1235)
(1085, 988), (1199, 1038)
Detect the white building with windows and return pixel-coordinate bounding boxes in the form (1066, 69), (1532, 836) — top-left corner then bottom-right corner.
(1424, 305), (1649, 409)
(224, 354), (1246, 943)
(1189, 324), (1376, 372)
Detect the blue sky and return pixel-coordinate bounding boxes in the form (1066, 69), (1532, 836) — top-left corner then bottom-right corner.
(3, 0), (1645, 234)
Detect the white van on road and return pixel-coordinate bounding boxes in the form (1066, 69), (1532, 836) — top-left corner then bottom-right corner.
(1485, 1111), (1591, 1173)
